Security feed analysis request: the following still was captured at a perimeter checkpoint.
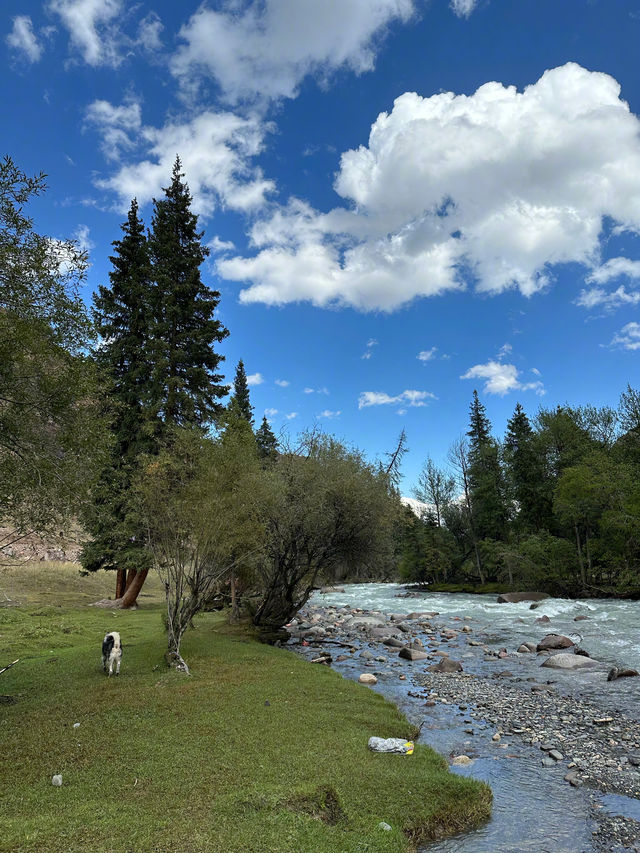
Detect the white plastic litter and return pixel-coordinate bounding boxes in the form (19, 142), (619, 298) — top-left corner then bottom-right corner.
(368, 737), (414, 754)
(378, 822), (392, 831)
(73, 722), (80, 729)
(52, 775), (62, 787)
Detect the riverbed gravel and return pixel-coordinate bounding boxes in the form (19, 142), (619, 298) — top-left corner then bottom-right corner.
(289, 598), (640, 852)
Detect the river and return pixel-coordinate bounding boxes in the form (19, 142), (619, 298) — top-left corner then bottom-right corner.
(292, 583), (640, 852)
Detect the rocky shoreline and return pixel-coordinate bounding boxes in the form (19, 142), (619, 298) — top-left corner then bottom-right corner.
(287, 596), (640, 852)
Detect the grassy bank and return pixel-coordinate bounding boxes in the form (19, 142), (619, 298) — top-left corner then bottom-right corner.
(0, 563), (491, 853)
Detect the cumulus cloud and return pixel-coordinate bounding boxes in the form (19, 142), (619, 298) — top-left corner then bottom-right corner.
(358, 389), (436, 409)
(576, 286), (640, 311)
(317, 409), (341, 419)
(274, 379), (290, 387)
(138, 12), (163, 52)
(611, 322), (640, 351)
(265, 407), (278, 416)
(285, 412), (298, 419)
(88, 104), (274, 216)
(171, 0), (415, 103)
(417, 347), (437, 361)
(84, 98), (142, 161)
(247, 372), (264, 386)
(6, 16), (42, 62)
(208, 236), (236, 254)
(587, 257), (640, 284)
(450, 0), (478, 18)
(73, 224), (95, 252)
(219, 64), (640, 311)
(49, 0), (124, 67)
(461, 360), (545, 396)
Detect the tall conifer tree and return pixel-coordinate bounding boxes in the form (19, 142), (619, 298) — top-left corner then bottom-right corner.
(148, 157), (229, 430)
(256, 415), (278, 461)
(227, 359), (254, 426)
(82, 199), (154, 588)
(504, 402), (552, 532)
(466, 390), (508, 544)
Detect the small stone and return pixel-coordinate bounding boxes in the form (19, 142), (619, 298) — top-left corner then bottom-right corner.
(492, 733), (501, 742)
(378, 822), (392, 831)
(542, 757), (556, 767)
(359, 673), (378, 685)
(52, 775), (63, 786)
(73, 722), (80, 729)
(549, 749), (564, 761)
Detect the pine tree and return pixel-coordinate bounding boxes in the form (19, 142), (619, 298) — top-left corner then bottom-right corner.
(148, 156), (229, 430)
(466, 391), (508, 547)
(256, 415), (278, 461)
(504, 402), (552, 532)
(81, 199), (154, 591)
(227, 360), (254, 426)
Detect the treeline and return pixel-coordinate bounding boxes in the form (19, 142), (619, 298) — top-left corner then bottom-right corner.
(400, 390), (640, 598)
(0, 156), (400, 670)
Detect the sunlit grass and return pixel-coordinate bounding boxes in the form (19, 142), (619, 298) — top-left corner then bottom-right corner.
(0, 563), (491, 852)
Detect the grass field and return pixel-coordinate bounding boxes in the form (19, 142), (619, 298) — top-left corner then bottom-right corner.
(0, 562), (491, 852)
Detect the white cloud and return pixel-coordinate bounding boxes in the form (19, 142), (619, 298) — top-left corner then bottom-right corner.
(417, 347), (437, 362)
(138, 12), (163, 52)
(247, 372), (264, 386)
(362, 338), (378, 359)
(450, 0), (478, 18)
(171, 0), (415, 103)
(219, 64), (640, 311)
(265, 407), (279, 417)
(89, 105), (274, 216)
(461, 360), (545, 396)
(275, 379), (290, 387)
(285, 412), (299, 420)
(576, 286), (640, 311)
(84, 98), (142, 161)
(317, 409), (341, 419)
(6, 16), (42, 62)
(73, 224), (95, 252)
(208, 236), (236, 254)
(531, 367), (541, 376)
(497, 343), (512, 359)
(358, 389), (436, 409)
(304, 387), (314, 394)
(587, 257), (640, 284)
(611, 322), (640, 351)
(49, 0), (124, 67)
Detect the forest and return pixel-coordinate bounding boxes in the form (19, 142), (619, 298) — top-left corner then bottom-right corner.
(400, 388), (640, 598)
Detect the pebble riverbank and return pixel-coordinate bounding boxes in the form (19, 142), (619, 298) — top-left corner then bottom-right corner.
(287, 592), (640, 853)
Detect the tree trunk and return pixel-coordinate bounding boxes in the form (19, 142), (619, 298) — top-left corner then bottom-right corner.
(115, 568), (126, 599)
(124, 567), (136, 591)
(574, 523), (586, 594)
(119, 568), (149, 608)
(230, 570), (240, 622)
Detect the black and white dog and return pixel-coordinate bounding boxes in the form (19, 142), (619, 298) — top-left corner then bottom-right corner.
(102, 631), (122, 676)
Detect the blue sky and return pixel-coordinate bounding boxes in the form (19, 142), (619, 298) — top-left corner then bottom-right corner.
(4, 0), (640, 491)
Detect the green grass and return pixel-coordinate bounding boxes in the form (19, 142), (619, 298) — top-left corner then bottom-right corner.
(0, 563), (491, 853)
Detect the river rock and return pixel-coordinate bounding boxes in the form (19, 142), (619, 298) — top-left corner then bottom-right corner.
(360, 650), (376, 660)
(607, 667), (639, 681)
(540, 653), (600, 670)
(428, 658), (463, 673)
(359, 673), (378, 685)
(346, 615), (386, 628)
(535, 615), (551, 624)
(452, 755), (473, 765)
(517, 642), (538, 653)
(574, 615), (589, 621)
(537, 634), (574, 651)
(320, 586), (345, 593)
(383, 637), (405, 648)
(497, 592), (550, 604)
(399, 647), (429, 662)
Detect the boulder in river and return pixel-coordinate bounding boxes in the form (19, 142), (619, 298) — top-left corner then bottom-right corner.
(607, 667), (639, 681)
(346, 615), (386, 628)
(358, 673), (378, 685)
(517, 642), (538, 653)
(537, 634), (574, 652)
(399, 647), (429, 662)
(497, 592), (550, 604)
(383, 637), (405, 648)
(428, 657), (463, 673)
(540, 653), (600, 670)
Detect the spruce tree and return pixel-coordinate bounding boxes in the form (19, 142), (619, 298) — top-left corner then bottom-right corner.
(256, 415), (278, 461)
(504, 402), (552, 532)
(466, 391), (508, 546)
(227, 360), (254, 426)
(148, 156), (229, 430)
(81, 199), (154, 587)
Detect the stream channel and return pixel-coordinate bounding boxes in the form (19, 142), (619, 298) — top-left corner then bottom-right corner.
(289, 584), (640, 853)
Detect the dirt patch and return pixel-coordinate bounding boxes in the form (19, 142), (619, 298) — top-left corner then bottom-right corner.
(287, 785), (347, 826)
